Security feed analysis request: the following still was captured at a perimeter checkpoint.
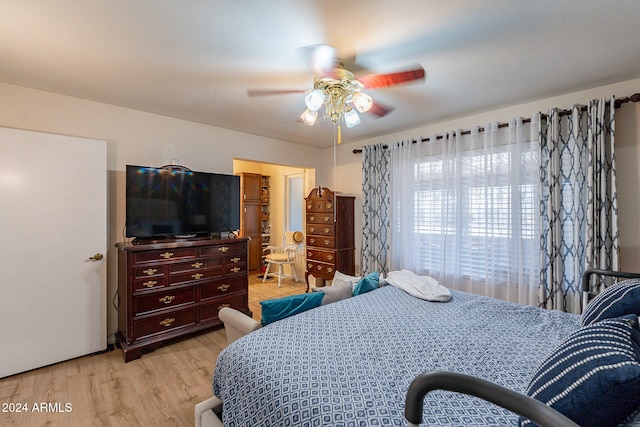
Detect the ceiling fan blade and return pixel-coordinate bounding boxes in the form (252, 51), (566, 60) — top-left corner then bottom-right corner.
(367, 101), (394, 118)
(302, 44), (337, 76)
(358, 67), (426, 89)
(247, 89), (306, 97)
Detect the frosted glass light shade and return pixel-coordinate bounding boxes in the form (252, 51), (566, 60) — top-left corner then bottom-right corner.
(300, 109), (318, 126)
(305, 90), (325, 111)
(344, 108), (360, 128)
(352, 91), (373, 113)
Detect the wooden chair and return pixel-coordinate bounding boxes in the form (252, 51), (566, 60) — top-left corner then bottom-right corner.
(262, 231), (304, 287)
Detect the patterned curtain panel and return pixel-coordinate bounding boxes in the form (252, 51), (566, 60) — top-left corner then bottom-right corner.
(538, 97), (619, 313)
(361, 143), (390, 275)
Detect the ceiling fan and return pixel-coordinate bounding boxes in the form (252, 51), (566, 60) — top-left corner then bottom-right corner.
(247, 44), (426, 130)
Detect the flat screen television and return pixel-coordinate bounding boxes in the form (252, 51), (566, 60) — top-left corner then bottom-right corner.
(125, 165), (240, 240)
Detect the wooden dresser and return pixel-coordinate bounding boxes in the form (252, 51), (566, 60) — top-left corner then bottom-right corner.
(115, 237), (250, 362)
(304, 187), (355, 290)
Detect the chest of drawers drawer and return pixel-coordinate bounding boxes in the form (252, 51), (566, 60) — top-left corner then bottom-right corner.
(133, 285), (196, 315)
(307, 260), (336, 277)
(169, 268), (224, 286)
(198, 293), (248, 324)
(306, 213), (333, 224)
(133, 307), (197, 340)
(306, 224), (335, 237)
(133, 247), (196, 264)
(200, 276), (245, 301)
(307, 235), (335, 249)
(170, 258), (222, 273)
(307, 248), (336, 263)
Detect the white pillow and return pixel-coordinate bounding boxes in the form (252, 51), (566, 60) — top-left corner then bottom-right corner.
(332, 270), (361, 292)
(311, 282), (353, 305)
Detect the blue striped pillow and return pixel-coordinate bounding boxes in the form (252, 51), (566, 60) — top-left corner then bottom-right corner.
(519, 316), (640, 427)
(581, 278), (640, 326)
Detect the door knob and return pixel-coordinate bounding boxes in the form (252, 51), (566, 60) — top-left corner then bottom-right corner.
(89, 253), (104, 261)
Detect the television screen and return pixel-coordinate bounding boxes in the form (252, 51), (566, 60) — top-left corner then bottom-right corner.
(125, 165), (240, 239)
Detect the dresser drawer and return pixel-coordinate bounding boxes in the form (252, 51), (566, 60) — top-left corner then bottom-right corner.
(306, 199), (334, 212)
(306, 213), (333, 224)
(306, 224), (334, 237)
(307, 235), (335, 249)
(200, 242), (246, 258)
(169, 268), (223, 286)
(133, 264), (166, 280)
(198, 293), (248, 324)
(307, 248), (336, 263)
(133, 276), (167, 292)
(226, 253), (246, 265)
(133, 307), (197, 340)
(133, 248), (196, 264)
(170, 258), (222, 273)
(226, 263), (246, 276)
(200, 276), (246, 301)
(133, 285), (196, 315)
(306, 260), (336, 278)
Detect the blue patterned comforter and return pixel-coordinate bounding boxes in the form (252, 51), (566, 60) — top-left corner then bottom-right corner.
(213, 285), (590, 426)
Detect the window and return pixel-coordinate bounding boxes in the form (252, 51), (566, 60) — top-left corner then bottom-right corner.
(406, 135), (539, 288)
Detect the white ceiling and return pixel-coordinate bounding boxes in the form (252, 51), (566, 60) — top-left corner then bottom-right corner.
(2, 1), (640, 148)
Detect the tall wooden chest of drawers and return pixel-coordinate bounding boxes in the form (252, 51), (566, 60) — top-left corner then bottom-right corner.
(304, 187), (355, 290)
(115, 237), (250, 362)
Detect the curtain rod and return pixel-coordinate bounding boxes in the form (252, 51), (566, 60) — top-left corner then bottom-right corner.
(352, 92), (640, 154)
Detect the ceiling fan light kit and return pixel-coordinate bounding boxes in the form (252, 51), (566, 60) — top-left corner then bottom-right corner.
(301, 65), (372, 129)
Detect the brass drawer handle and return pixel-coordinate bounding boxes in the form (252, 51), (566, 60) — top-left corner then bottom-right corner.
(308, 252), (313, 257)
(316, 265), (323, 270)
(327, 267), (334, 273)
(142, 280), (158, 288)
(160, 252), (174, 259)
(309, 215), (315, 221)
(159, 318), (175, 327)
(324, 216), (330, 222)
(230, 267), (241, 273)
(327, 255), (333, 261)
(308, 263), (313, 269)
(218, 303), (230, 310)
(218, 246), (229, 253)
(324, 240), (330, 245)
(143, 268), (157, 276)
(218, 284), (230, 292)
(230, 257), (241, 263)
(192, 262), (204, 269)
(326, 202), (333, 209)
(309, 238), (315, 244)
(192, 273), (204, 280)
(307, 203), (312, 209)
(309, 226), (315, 232)
(159, 295), (175, 304)
(324, 228), (330, 234)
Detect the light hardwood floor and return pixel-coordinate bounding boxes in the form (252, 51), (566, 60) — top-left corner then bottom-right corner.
(0, 274), (307, 427)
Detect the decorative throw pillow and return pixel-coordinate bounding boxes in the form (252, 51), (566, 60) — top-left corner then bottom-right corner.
(311, 282), (353, 305)
(353, 272), (380, 296)
(260, 292), (324, 326)
(581, 278), (640, 326)
(332, 270), (361, 288)
(519, 315), (640, 427)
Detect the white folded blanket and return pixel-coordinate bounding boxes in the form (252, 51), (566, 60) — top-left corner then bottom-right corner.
(385, 270), (451, 302)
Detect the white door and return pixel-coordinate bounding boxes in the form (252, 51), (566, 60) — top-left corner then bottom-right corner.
(0, 127), (107, 378)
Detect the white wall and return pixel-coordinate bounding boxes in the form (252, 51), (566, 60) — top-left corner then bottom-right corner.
(0, 82), (327, 343)
(328, 78), (640, 274)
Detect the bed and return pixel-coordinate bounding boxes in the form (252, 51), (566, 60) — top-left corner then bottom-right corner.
(197, 270), (640, 426)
